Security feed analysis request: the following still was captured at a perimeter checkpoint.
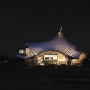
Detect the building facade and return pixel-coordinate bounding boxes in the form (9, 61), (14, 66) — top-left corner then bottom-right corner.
(17, 28), (86, 66)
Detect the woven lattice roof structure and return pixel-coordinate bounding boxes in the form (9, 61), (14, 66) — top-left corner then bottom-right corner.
(17, 28), (82, 59)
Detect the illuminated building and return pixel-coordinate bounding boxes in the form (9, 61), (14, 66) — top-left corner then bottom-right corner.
(17, 27), (86, 66)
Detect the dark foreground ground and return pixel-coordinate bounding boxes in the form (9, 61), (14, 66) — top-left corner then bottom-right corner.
(0, 66), (90, 90)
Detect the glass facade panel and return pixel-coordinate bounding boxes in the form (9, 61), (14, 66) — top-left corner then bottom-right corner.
(44, 55), (57, 60)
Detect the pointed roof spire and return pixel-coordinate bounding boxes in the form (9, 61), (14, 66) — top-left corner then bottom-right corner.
(60, 27), (62, 32)
(58, 27), (63, 37)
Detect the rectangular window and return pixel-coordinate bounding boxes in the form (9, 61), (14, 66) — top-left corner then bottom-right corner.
(44, 55), (57, 60)
(19, 49), (25, 54)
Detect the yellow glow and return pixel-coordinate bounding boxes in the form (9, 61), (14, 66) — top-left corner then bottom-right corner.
(71, 59), (81, 66)
(40, 63), (44, 66)
(58, 54), (66, 61)
(25, 48), (30, 55)
(79, 53), (86, 60)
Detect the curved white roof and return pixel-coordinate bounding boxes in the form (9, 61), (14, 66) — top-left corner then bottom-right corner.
(22, 31), (82, 59)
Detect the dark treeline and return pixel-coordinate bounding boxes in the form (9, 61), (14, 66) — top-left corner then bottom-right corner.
(0, 55), (28, 72)
(82, 52), (90, 67)
(0, 55), (25, 63)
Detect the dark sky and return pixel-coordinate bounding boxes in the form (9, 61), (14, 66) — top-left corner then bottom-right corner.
(0, 0), (90, 57)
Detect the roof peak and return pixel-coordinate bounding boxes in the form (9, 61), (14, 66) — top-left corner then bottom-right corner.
(57, 27), (63, 37)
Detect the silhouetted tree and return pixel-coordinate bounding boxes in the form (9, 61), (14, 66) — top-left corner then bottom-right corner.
(82, 52), (90, 67)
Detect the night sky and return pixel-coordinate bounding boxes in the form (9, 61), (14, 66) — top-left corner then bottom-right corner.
(0, 0), (90, 57)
